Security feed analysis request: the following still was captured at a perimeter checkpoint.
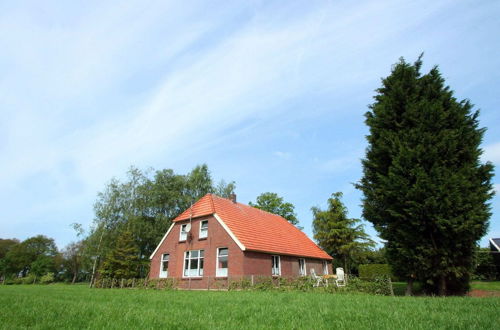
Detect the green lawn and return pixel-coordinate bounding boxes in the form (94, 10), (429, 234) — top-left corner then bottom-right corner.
(471, 281), (500, 291)
(0, 284), (499, 329)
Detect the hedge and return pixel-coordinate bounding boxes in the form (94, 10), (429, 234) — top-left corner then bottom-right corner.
(359, 264), (393, 280)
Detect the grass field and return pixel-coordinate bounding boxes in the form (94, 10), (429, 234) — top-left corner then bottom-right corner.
(471, 281), (500, 291)
(0, 284), (499, 329)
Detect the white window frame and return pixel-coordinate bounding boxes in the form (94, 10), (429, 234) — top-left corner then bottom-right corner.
(323, 261), (329, 275)
(179, 224), (188, 241)
(271, 255), (281, 276)
(298, 258), (306, 276)
(159, 254), (169, 278)
(183, 250), (204, 277)
(216, 247), (228, 277)
(199, 220), (208, 239)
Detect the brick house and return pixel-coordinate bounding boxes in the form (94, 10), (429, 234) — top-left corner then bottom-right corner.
(149, 194), (332, 288)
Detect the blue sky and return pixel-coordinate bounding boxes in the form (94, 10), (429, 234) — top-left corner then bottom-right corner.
(1, 0), (499, 249)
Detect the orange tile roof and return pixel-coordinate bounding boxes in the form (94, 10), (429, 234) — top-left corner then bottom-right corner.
(174, 194), (332, 260)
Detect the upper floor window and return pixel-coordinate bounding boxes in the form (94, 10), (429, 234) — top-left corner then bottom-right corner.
(184, 250), (204, 277)
(298, 258), (306, 276)
(272, 255), (281, 276)
(179, 224), (188, 241)
(216, 248), (228, 277)
(199, 220), (208, 239)
(160, 254), (169, 278)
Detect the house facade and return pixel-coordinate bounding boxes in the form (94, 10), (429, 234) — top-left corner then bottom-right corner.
(149, 194), (332, 288)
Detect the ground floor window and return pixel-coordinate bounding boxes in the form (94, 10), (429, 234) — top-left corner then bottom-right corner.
(272, 255), (281, 276)
(216, 248), (228, 277)
(160, 254), (169, 278)
(323, 261), (328, 275)
(184, 250), (204, 277)
(298, 258), (306, 276)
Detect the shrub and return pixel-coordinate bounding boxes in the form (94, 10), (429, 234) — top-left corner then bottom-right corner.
(40, 273), (55, 284)
(359, 264), (393, 280)
(21, 274), (37, 284)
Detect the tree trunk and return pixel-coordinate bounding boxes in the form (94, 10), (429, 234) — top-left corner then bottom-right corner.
(405, 278), (414, 296)
(438, 275), (447, 296)
(72, 272), (77, 284)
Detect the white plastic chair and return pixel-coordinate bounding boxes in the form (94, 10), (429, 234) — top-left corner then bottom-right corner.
(335, 267), (346, 287)
(310, 268), (327, 287)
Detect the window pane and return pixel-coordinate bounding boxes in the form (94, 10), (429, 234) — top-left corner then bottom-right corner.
(219, 256), (228, 269)
(190, 258), (198, 270)
(162, 254), (169, 261)
(218, 248), (228, 257)
(162, 261), (168, 272)
(191, 250), (198, 258)
(200, 250), (204, 257)
(201, 221), (208, 229)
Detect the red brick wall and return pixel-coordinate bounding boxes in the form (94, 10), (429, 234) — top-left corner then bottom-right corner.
(243, 251), (332, 277)
(149, 215), (244, 288)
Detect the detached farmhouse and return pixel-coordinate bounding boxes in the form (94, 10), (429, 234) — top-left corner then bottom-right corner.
(149, 194), (332, 288)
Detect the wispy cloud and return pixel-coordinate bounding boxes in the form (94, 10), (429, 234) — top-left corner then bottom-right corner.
(1, 0), (498, 246)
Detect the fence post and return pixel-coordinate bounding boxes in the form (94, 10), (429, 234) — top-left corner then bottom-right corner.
(207, 276), (210, 290)
(388, 277), (394, 296)
(251, 275), (254, 287)
(121, 279), (124, 289)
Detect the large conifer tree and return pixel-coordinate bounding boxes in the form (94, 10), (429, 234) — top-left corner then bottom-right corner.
(357, 56), (494, 295)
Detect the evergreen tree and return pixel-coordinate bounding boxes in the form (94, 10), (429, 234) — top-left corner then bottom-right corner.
(312, 192), (374, 273)
(357, 56), (494, 295)
(100, 230), (141, 279)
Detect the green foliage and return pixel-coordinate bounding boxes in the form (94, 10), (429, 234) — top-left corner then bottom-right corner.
(100, 231), (141, 279)
(0, 238), (19, 259)
(473, 247), (499, 280)
(359, 264), (393, 280)
(89, 164), (235, 279)
(40, 273), (55, 284)
(312, 192), (374, 273)
(249, 192), (300, 226)
(21, 274), (37, 284)
(357, 55), (495, 295)
(1, 235), (57, 278)
(340, 276), (394, 296)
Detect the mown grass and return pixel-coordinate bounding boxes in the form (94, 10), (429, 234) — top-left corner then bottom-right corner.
(471, 281), (500, 291)
(0, 284), (499, 329)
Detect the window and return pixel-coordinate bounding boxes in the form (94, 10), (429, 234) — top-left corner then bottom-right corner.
(272, 255), (280, 276)
(323, 261), (329, 275)
(179, 224), (188, 241)
(199, 220), (208, 239)
(298, 258), (306, 276)
(160, 254), (169, 278)
(216, 248), (228, 277)
(184, 250), (204, 277)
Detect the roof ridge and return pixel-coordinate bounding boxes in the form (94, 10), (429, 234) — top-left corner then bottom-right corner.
(208, 193), (216, 214)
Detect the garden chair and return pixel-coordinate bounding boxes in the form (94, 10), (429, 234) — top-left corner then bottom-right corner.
(335, 267), (346, 287)
(310, 268), (327, 287)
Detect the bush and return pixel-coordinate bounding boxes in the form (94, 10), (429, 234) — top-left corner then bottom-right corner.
(359, 264), (394, 280)
(40, 273), (55, 284)
(328, 276), (393, 296)
(21, 274), (37, 284)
